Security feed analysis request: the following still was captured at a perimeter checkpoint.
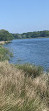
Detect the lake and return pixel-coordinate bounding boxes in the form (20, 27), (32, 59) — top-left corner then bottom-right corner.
(4, 38), (49, 70)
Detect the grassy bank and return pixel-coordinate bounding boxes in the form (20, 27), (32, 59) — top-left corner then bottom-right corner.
(0, 44), (49, 111)
(0, 61), (49, 111)
(0, 45), (13, 61)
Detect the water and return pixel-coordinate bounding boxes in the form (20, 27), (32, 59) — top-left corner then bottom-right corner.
(4, 38), (49, 70)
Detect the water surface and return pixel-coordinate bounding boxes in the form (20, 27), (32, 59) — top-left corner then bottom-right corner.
(4, 38), (49, 70)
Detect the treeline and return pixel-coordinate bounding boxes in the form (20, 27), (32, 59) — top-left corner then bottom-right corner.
(0, 29), (49, 41)
(0, 29), (14, 41)
(13, 30), (49, 39)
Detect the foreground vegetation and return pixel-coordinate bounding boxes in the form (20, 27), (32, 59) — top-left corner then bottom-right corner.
(0, 45), (13, 61)
(16, 64), (43, 78)
(0, 61), (49, 111)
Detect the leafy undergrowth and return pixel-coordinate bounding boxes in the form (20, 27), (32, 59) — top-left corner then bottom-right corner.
(0, 45), (13, 61)
(0, 61), (49, 111)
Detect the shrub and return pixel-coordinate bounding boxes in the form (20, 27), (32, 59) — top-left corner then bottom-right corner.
(16, 64), (43, 78)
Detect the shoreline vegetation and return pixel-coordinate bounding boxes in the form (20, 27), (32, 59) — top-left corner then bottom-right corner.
(0, 45), (13, 61)
(0, 29), (49, 41)
(0, 29), (49, 111)
(0, 47), (49, 111)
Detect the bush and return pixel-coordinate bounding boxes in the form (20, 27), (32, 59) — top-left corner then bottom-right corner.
(16, 64), (43, 78)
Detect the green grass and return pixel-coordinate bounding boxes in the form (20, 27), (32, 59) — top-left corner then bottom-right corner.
(0, 45), (13, 61)
(16, 64), (43, 78)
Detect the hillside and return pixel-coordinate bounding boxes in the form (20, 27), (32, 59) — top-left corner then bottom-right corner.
(0, 61), (49, 111)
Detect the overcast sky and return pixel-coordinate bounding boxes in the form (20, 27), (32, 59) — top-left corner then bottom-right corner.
(0, 0), (49, 33)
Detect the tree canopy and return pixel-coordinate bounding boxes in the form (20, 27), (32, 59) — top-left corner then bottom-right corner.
(13, 30), (49, 39)
(0, 29), (49, 41)
(0, 29), (14, 41)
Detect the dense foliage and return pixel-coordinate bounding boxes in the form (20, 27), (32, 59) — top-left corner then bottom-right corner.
(0, 29), (14, 41)
(0, 29), (49, 40)
(13, 30), (49, 39)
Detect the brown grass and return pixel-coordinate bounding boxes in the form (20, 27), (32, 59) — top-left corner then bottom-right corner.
(0, 61), (49, 111)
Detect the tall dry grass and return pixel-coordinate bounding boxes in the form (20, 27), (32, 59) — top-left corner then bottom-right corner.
(0, 61), (49, 111)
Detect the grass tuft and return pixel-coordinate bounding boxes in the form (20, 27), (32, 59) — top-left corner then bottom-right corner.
(16, 64), (43, 78)
(0, 45), (13, 61)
